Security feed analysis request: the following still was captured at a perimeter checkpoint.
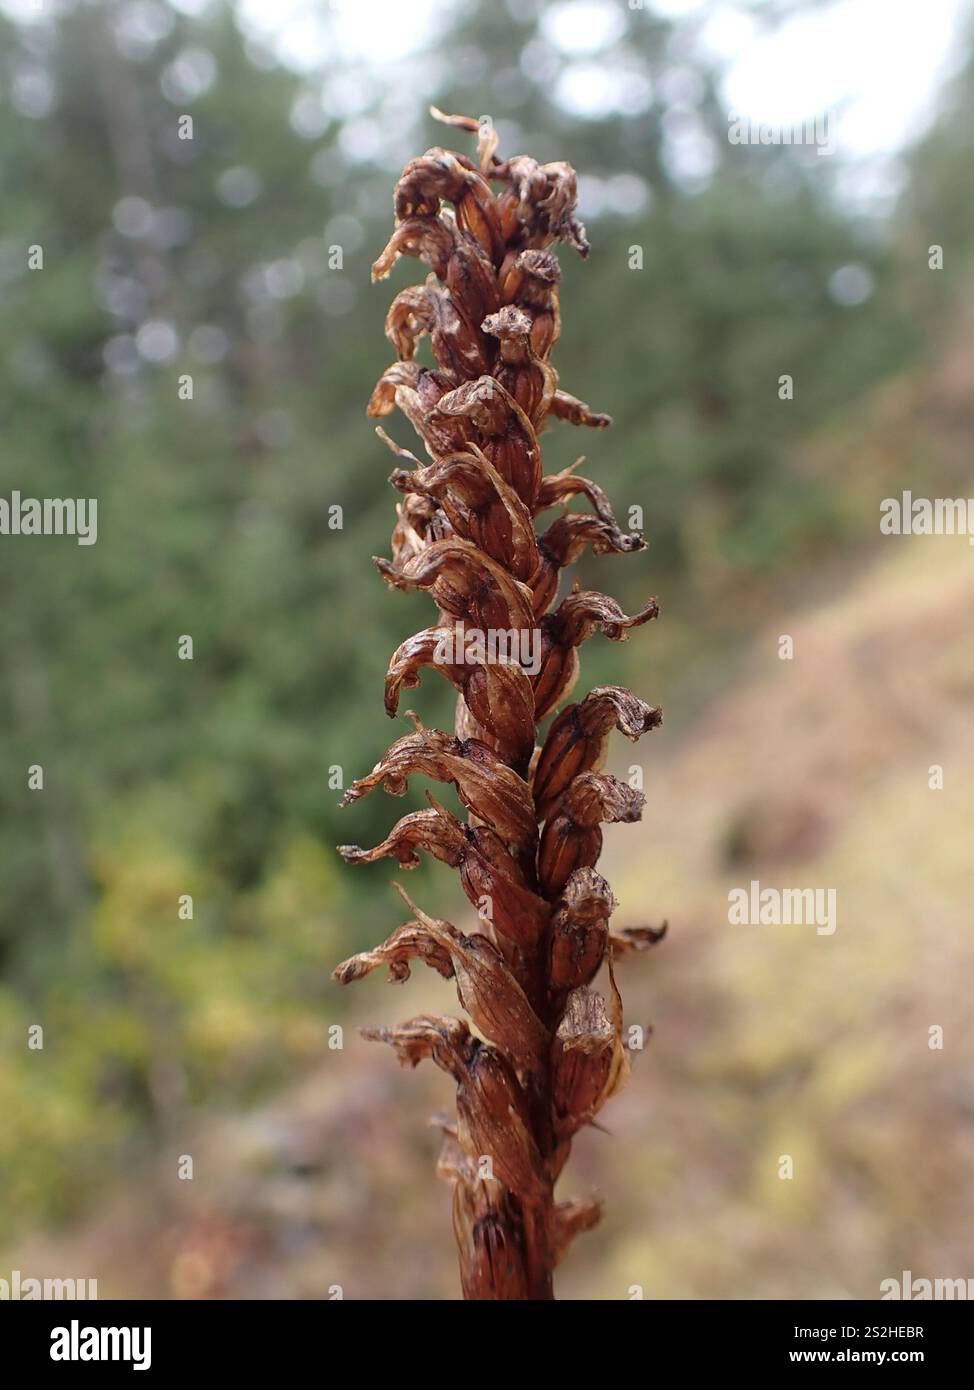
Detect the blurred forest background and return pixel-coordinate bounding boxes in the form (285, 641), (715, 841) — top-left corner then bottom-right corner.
(1, 0), (973, 1297)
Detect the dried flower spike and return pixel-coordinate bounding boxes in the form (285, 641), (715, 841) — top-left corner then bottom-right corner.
(335, 110), (664, 1300)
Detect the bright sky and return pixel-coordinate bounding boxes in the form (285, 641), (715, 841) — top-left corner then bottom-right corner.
(2, 0), (968, 165)
(226, 0), (971, 162)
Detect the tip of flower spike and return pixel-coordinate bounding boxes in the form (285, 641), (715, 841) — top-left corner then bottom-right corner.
(428, 106), (479, 134)
(429, 105), (499, 173)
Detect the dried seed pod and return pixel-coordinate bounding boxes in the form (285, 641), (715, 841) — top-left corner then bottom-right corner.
(534, 684), (662, 819)
(436, 1120), (550, 1298)
(338, 799), (549, 951)
(492, 153), (590, 257)
(427, 376), (542, 510)
(481, 304), (557, 427)
(550, 984), (629, 1141)
(382, 433), (539, 582)
(548, 867), (617, 1001)
(452, 1176), (534, 1301)
(538, 772), (646, 899)
(499, 249), (562, 358)
(456, 1043), (550, 1205)
(337, 111), (666, 1301)
(384, 626), (536, 773)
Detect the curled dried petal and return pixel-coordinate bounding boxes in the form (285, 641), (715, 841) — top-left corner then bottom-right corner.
(393, 148), (505, 264)
(610, 922), (669, 955)
(340, 798), (549, 951)
(535, 460), (626, 527)
(540, 512), (645, 569)
(367, 359), (452, 421)
(375, 536), (537, 635)
(533, 595), (660, 720)
(531, 515), (646, 616)
(386, 280), (492, 381)
(553, 1196), (603, 1265)
(362, 1012), (476, 1078)
(548, 867), (617, 999)
(338, 806), (465, 871)
(430, 105), (500, 174)
(333, 920), (454, 985)
(372, 215), (457, 283)
(340, 720), (537, 856)
(389, 493), (447, 566)
(547, 592), (660, 649)
(384, 625), (536, 773)
(372, 214), (500, 334)
(549, 388), (612, 430)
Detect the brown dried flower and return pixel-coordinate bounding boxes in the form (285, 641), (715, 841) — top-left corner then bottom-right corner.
(335, 110), (664, 1300)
